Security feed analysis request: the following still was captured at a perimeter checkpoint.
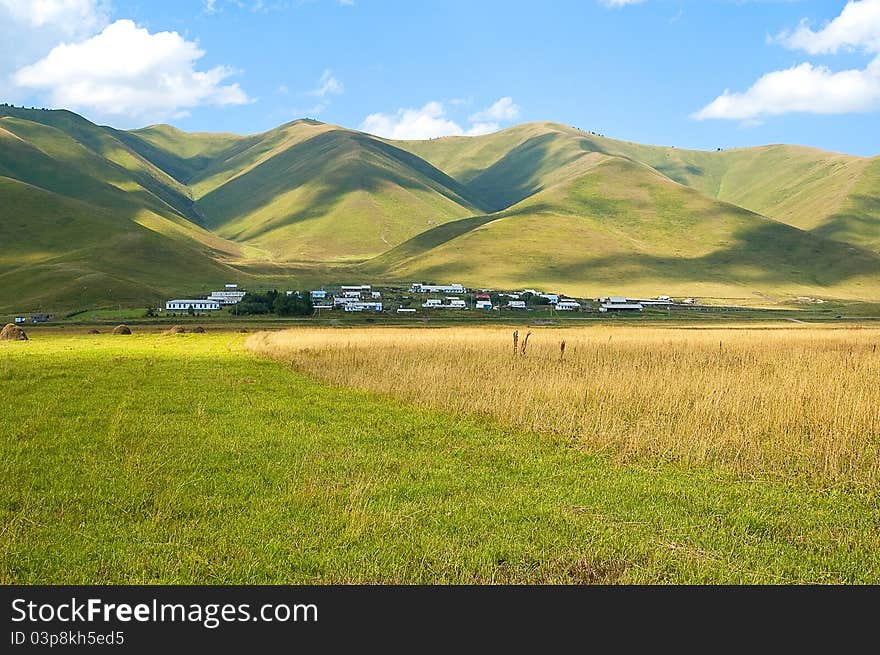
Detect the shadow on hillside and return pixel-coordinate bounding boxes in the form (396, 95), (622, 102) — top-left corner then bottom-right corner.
(196, 130), (488, 239)
(113, 128), (263, 188)
(465, 133), (589, 212)
(512, 221), (880, 288)
(363, 202), (558, 272)
(812, 193), (880, 252)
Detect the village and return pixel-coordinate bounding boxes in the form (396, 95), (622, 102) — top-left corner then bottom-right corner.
(7, 282), (765, 327)
(158, 282), (705, 317)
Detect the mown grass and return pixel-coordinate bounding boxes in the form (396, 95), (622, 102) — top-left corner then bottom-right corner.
(2, 332), (879, 583)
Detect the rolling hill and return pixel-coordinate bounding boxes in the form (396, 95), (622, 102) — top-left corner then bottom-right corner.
(367, 155), (880, 299)
(0, 105), (878, 312)
(399, 122), (880, 250)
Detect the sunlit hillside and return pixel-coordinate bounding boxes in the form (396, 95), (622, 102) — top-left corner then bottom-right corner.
(1, 106), (878, 311)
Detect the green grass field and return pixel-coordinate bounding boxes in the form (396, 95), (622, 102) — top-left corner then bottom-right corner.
(2, 331), (878, 583)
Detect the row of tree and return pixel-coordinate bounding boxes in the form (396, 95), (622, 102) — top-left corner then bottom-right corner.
(230, 290), (314, 316)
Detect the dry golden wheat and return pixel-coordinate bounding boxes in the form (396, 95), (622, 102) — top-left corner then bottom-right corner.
(247, 325), (880, 484)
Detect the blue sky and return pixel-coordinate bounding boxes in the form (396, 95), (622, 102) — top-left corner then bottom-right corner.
(2, 0), (879, 155)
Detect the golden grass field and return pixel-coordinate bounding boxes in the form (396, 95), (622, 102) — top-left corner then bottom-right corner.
(248, 325), (880, 486)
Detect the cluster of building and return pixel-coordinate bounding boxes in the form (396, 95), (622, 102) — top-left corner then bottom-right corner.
(165, 284), (245, 312)
(323, 285), (383, 312)
(159, 280), (698, 317)
(14, 314), (50, 324)
(422, 297), (467, 310)
(597, 296), (682, 312)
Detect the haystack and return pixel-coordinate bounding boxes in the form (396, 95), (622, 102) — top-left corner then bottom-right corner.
(112, 324), (132, 335)
(191, 326), (206, 333)
(164, 325), (186, 335)
(0, 323), (28, 341)
(238, 328), (249, 334)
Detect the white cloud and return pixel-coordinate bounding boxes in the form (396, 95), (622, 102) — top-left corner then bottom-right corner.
(0, 0), (110, 100)
(308, 69), (343, 97)
(0, 0), (108, 34)
(693, 60), (880, 120)
(599, 0), (646, 7)
(203, 0), (282, 15)
(775, 0), (880, 55)
(468, 96), (520, 123)
(465, 122), (502, 136)
(695, 1), (880, 121)
(360, 97), (521, 140)
(361, 101), (465, 140)
(12, 19), (251, 122)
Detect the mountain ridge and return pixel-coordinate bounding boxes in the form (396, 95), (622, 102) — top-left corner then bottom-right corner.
(1, 105), (878, 311)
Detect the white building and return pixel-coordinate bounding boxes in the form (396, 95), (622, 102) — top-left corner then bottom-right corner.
(410, 283), (466, 294)
(599, 301), (643, 312)
(397, 308), (416, 313)
(506, 300), (527, 310)
(555, 299), (581, 311)
(166, 299), (221, 311)
(341, 285), (371, 295)
(475, 300), (493, 310)
(208, 290), (246, 305)
(343, 302), (382, 312)
(422, 298), (467, 309)
(310, 290), (327, 300)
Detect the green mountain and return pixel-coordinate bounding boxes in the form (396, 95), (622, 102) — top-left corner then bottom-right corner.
(400, 121), (880, 249)
(1, 106), (878, 312)
(367, 155), (879, 299)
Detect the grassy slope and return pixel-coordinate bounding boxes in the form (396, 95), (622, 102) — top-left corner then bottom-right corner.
(2, 108), (878, 308)
(603, 137), (873, 241)
(1, 332), (877, 583)
(0, 108), (265, 311)
(400, 122), (880, 252)
(0, 118), (217, 246)
(815, 157), (880, 252)
(194, 125), (487, 261)
(0, 107), (198, 220)
(0, 177), (244, 312)
(121, 123), (255, 184)
(369, 157), (880, 300)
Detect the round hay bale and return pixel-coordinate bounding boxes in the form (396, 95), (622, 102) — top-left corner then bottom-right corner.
(112, 324), (132, 335)
(0, 323), (28, 341)
(191, 326), (206, 333)
(164, 325), (186, 335)
(87, 329), (100, 335)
